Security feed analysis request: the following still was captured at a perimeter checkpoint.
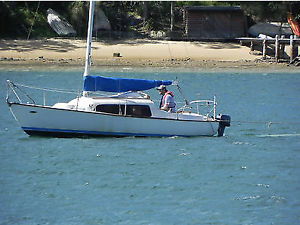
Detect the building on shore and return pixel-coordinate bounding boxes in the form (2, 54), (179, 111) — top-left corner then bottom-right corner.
(184, 6), (247, 40)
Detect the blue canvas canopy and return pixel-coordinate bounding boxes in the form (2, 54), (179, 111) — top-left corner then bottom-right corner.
(83, 75), (173, 92)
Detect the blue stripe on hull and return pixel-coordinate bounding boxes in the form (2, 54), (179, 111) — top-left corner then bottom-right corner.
(22, 127), (186, 137)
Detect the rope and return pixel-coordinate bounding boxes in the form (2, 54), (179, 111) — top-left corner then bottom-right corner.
(13, 82), (79, 94)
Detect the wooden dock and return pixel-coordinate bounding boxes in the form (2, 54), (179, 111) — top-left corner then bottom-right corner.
(237, 35), (300, 64)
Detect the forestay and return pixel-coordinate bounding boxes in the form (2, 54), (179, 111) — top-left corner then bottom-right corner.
(83, 75), (172, 92)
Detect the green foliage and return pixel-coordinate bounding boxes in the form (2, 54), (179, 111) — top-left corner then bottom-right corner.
(175, 1), (229, 7)
(17, 7), (54, 38)
(0, 1), (56, 38)
(231, 1), (300, 23)
(68, 1), (88, 37)
(1, 1), (299, 39)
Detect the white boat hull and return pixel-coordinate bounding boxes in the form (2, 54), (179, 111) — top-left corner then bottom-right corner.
(9, 103), (219, 137)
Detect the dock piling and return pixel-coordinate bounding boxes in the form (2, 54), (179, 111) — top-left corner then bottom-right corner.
(262, 38), (267, 59)
(275, 35), (279, 62)
(290, 35), (294, 64)
(237, 36), (299, 64)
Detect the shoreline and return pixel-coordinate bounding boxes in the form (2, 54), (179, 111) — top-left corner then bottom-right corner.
(1, 60), (298, 74)
(0, 38), (298, 71)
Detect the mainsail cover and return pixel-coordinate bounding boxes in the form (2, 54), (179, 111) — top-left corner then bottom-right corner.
(83, 75), (172, 92)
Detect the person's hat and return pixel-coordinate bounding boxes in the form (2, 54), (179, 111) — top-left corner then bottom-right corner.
(156, 85), (166, 90)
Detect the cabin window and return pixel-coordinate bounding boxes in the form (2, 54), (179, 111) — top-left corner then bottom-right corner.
(96, 104), (151, 117)
(126, 105), (152, 117)
(96, 104), (124, 115)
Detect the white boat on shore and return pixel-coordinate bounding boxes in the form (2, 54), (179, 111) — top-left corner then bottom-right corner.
(6, 1), (230, 138)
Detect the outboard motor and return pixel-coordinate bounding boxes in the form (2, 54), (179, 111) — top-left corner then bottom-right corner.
(216, 114), (231, 137)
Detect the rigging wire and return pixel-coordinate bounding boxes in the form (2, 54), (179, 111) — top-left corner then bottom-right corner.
(13, 82), (79, 94)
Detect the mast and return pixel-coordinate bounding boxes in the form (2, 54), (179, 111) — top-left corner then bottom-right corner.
(83, 0), (95, 97)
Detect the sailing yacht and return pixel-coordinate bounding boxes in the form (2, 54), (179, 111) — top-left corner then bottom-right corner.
(6, 1), (230, 137)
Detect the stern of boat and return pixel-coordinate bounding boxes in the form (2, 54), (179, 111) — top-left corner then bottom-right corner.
(216, 114), (231, 136)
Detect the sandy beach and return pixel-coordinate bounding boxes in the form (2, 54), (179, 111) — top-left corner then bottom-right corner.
(0, 38), (295, 69)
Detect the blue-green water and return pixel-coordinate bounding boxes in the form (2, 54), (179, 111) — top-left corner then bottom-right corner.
(0, 67), (300, 225)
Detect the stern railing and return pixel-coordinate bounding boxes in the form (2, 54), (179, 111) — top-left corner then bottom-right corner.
(176, 96), (217, 119)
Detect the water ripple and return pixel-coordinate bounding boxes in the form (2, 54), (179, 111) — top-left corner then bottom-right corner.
(234, 195), (261, 201)
(256, 183), (270, 188)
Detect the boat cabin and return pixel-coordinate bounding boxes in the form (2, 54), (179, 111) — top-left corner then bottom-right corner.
(53, 92), (156, 118)
(52, 91), (214, 123)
